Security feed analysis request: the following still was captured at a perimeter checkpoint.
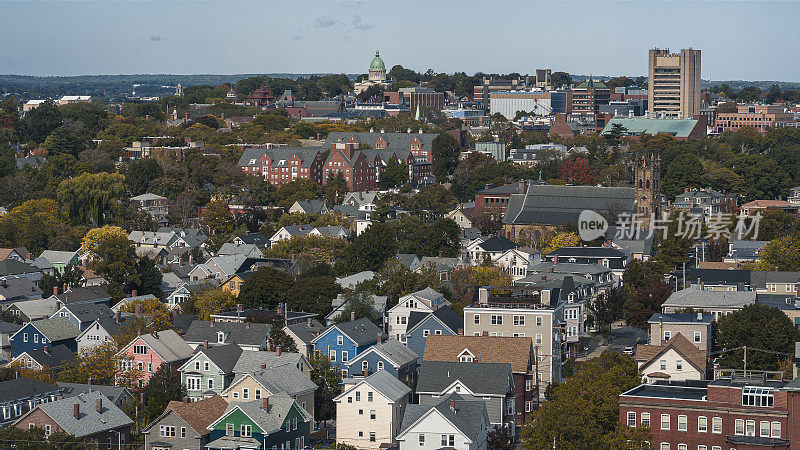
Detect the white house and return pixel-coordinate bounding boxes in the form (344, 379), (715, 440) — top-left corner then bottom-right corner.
(492, 248), (540, 280)
(396, 394), (489, 450)
(387, 288), (449, 344)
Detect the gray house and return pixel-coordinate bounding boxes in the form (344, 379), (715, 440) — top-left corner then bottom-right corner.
(182, 320), (270, 351)
(0, 377), (65, 426)
(416, 360), (515, 436)
(142, 395), (228, 450)
(178, 343), (243, 400)
(404, 306), (463, 359)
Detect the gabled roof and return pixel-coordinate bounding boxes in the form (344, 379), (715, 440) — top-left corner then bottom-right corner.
(473, 235), (518, 252)
(127, 329), (193, 364)
(217, 243), (262, 257)
(423, 335), (532, 373)
(348, 338), (418, 368)
(53, 286), (111, 304)
(182, 321), (270, 347)
(316, 317), (385, 347)
(161, 395), (228, 436)
(0, 277), (42, 302)
(57, 383), (131, 405)
(335, 271), (375, 290)
(23, 391), (133, 437)
(661, 285), (756, 309)
(292, 199), (327, 214)
(406, 305), (462, 335)
(17, 344), (76, 369)
(325, 131), (437, 151)
(416, 360), (513, 396)
(0, 260), (40, 276)
(399, 393), (487, 441)
(636, 334), (707, 374)
(336, 370), (410, 403)
(209, 392), (311, 435)
(59, 303), (115, 324)
(284, 320), (325, 345)
(0, 377), (58, 403)
(232, 350), (305, 374)
(234, 233), (268, 247)
(600, 117), (701, 139)
(22, 317), (80, 342)
(184, 343), (243, 374)
(504, 185), (635, 226)
(682, 268), (751, 285)
(10, 297), (58, 319)
(227, 364), (317, 397)
(547, 246), (627, 259)
(39, 250), (78, 265)
(648, 312), (713, 325)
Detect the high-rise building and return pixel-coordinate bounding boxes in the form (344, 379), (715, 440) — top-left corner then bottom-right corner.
(648, 48), (701, 118)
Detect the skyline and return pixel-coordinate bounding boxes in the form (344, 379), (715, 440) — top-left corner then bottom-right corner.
(0, 1), (798, 82)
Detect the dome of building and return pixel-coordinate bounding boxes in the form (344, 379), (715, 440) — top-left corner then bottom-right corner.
(370, 51), (385, 71)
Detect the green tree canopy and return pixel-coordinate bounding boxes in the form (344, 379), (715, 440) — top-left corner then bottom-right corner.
(717, 303), (800, 371)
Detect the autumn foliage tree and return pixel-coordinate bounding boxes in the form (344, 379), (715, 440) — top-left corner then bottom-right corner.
(542, 231), (581, 254)
(449, 266), (512, 313)
(58, 342), (142, 388)
(560, 157), (598, 185)
(192, 286), (237, 320)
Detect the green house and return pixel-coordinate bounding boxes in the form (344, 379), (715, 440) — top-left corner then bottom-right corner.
(207, 392), (312, 450)
(179, 343), (243, 400)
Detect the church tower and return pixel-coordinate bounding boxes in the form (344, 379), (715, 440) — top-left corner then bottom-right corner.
(635, 153), (660, 225)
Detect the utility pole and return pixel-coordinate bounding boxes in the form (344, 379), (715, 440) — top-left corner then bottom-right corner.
(744, 346), (747, 375)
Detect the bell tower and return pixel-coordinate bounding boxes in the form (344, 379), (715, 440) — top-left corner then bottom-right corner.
(635, 153), (660, 226)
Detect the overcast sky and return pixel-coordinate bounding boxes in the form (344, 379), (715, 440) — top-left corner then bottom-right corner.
(1, 1), (798, 81)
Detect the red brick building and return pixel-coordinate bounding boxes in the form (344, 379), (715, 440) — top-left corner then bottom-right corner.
(238, 147), (326, 187)
(619, 374), (800, 450)
(474, 181), (530, 215)
(245, 89), (275, 107)
(323, 140), (377, 191)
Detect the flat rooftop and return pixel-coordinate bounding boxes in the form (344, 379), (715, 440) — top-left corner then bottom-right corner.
(621, 381), (709, 401)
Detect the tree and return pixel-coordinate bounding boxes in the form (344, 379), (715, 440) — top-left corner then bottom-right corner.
(81, 225), (129, 254)
(717, 303), (800, 371)
(487, 425), (513, 450)
(333, 291), (376, 324)
(716, 102), (738, 113)
(42, 126), (86, 157)
(309, 349), (343, 423)
(345, 222), (398, 273)
(85, 227), (140, 299)
(24, 100), (62, 143)
(192, 286), (237, 320)
(560, 157), (597, 185)
(57, 172), (126, 226)
(379, 158), (409, 189)
(605, 123), (627, 146)
(751, 235), (800, 271)
(550, 72), (572, 89)
(58, 342), (141, 387)
(520, 351), (646, 449)
(755, 208), (800, 241)
(623, 281), (672, 329)
(126, 159), (164, 195)
(202, 200), (235, 236)
(431, 133), (462, 179)
(542, 231), (581, 254)
(267, 327), (299, 353)
(449, 266), (512, 313)
(592, 288), (623, 335)
(134, 364), (187, 426)
(323, 171), (348, 205)
(265, 234), (350, 266)
(237, 266), (296, 308)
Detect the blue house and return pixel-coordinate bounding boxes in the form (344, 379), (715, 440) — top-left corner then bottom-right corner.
(9, 317), (80, 358)
(311, 317), (385, 373)
(404, 305), (463, 359)
(346, 338), (418, 387)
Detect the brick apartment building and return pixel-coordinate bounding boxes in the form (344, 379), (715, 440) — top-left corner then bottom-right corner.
(715, 104), (797, 135)
(619, 372), (800, 450)
(323, 140), (377, 191)
(237, 147), (326, 187)
(474, 180), (530, 216)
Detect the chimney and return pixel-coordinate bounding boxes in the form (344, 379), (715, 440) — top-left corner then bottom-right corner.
(377, 333), (382, 344)
(73, 403), (80, 419)
(115, 311), (121, 324)
(276, 345), (282, 357)
(697, 312), (703, 321)
(56, 300), (62, 311)
(96, 398), (102, 413)
(140, 393), (145, 404)
(307, 317), (312, 326)
(261, 363), (267, 369)
(132, 289), (138, 297)
(449, 400), (456, 412)
(700, 282), (705, 290)
(351, 311), (356, 322)
(62, 283), (67, 293)
(203, 340), (208, 349)
(43, 346), (49, 354)
(457, 328), (463, 336)
(262, 397), (269, 411)
(53, 286), (59, 296)
(518, 180), (528, 193)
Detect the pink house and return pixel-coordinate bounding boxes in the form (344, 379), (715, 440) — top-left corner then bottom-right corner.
(116, 329), (194, 386)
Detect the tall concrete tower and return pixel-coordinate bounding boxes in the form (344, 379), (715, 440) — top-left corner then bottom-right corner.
(648, 48), (701, 119)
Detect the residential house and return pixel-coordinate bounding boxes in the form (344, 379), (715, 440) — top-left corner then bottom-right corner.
(217, 243), (263, 259)
(396, 254), (421, 272)
(544, 246), (630, 279)
(288, 199), (328, 215)
(38, 250), (78, 274)
(740, 200), (790, 216)
(220, 271), (255, 297)
(526, 262), (616, 292)
(9, 317), (79, 358)
(327, 295), (387, 326)
(416, 361), (516, 436)
(311, 317), (386, 370)
(635, 334), (708, 383)
(404, 306), (463, 360)
(0, 321), (22, 362)
(12, 391), (133, 449)
(284, 319), (325, 357)
(725, 240), (769, 264)
(648, 312), (714, 352)
(474, 181), (531, 216)
(117, 329), (194, 385)
(492, 248), (540, 280)
(3, 297), (58, 323)
(672, 188), (733, 215)
(49, 285), (113, 307)
(142, 395), (228, 450)
(335, 271), (376, 290)
(206, 393), (312, 450)
(345, 337), (418, 386)
(128, 228), (207, 252)
(334, 370), (412, 449)
(465, 235), (518, 265)
(341, 191), (381, 211)
(423, 335), (537, 426)
(210, 306), (315, 326)
(0, 277), (43, 307)
(237, 146), (325, 187)
(417, 256), (465, 282)
(220, 363), (317, 418)
(231, 348), (312, 378)
(110, 293), (158, 313)
(182, 320), (270, 352)
(50, 302), (115, 331)
(0, 248), (26, 262)
(166, 283), (192, 310)
(612, 236), (654, 261)
(308, 225), (350, 240)
(0, 260), (43, 283)
(388, 288), (449, 344)
(130, 193), (169, 227)
(0, 378), (65, 427)
(179, 343), (243, 400)
(674, 268), (752, 291)
(57, 383), (133, 407)
(396, 393), (489, 450)
(463, 285), (564, 398)
(446, 206), (474, 229)
(660, 285), (756, 319)
(10, 344), (76, 372)
(232, 233), (269, 252)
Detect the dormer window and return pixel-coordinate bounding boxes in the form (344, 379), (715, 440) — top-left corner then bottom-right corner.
(217, 331), (225, 343)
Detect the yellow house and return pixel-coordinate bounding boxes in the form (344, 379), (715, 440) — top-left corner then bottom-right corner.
(220, 364), (316, 419)
(221, 272), (253, 297)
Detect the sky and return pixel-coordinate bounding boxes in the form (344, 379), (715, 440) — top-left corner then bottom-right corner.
(0, 1), (798, 81)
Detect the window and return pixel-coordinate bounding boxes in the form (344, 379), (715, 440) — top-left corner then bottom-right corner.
(242, 388), (249, 399)
(337, 335), (344, 345)
(329, 350), (336, 362)
(698, 446), (707, 450)
(660, 444), (669, 450)
(760, 421), (770, 437)
(735, 419), (744, 435)
(359, 409), (363, 415)
(355, 392), (361, 401)
(473, 314), (480, 324)
(746, 420), (755, 436)
(232, 392), (239, 399)
(23, 333), (27, 343)
(160, 426), (176, 437)
(660, 360), (667, 370)
(536, 316), (542, 326)
(217, 331), (224, 343)
(441, 434), (455, 446)
(419, 434), (425, 445)
(694, 331), (701, 343)
(341, 351), (348, 362)
(661, 414), (670, 430)
(627, 411), (636, 427)
(513, 315), (525, 326)
(133, 345), (146, 354)
(771, 421), (781, 438)
(460, 355), (473, 362)
(44, 424), (50, 436)
(491, 315), (503, 325)
(712, 417), (722, 433)
(676, 360), (683, 371)
(208, 379), (214, 390)
(664, 330), (671, 340)
(195, 361), (200, 370)
(286, 419), (290, 432)
(370, 410), (376, 419)
(369, 432), (376, 442)
(677, 415), (687, 431)
(293, 417), (297, 430)
(742, 386), (773, 406)
(186, 377), (201, 391)
(181, 427), (186, 438)
(33, 334), (38, 343)
(525, 379), (533, 391)
(677, 445), (686, 450)
(368, 392), (373, 402)
(526, 401), (532, 412)
(423, 330), (429, 337)
(377, 361), (384, 371)
(204, 362), (210, 371)
(641, 412), (650, 426)
(698, 416), (707, 432)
